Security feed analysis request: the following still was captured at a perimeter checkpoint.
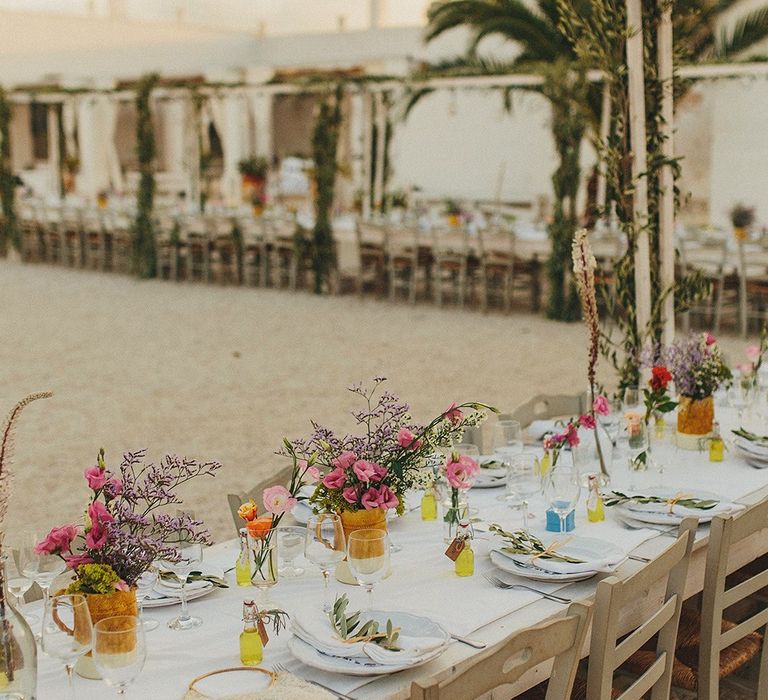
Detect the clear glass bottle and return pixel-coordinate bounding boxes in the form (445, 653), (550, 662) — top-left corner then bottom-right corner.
(235, 528), (252, 587)
(421, 487), (437, 521)
(586, 474), (605, 522)
(0, 555), (37, 699)
(454, 520), (474, 577)
(239, 600), (263, 666)
(709, 422), (724, 462)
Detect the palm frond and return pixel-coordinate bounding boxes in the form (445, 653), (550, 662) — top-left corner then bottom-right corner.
(715, 7), (768, 59)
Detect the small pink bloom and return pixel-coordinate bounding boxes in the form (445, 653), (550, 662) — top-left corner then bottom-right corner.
(705, 332), (716, 346)
(85, 501), (114, 550)
(593, 395), (610, 416)
(63, 553), (93, 569)
(263, 485), (298, 515)
(301, 464), (321, 484)
(396, 427), (423, 450)
(565, 424), (580, 447)
(445, 454), (479, 490)
(342, 486), (358, 504)
(85, 522), (109, 550)
(35, 524), (79, 555)
(84, 465), (108, 490)
(737, 363), (754, 374)
(579, 414), (596, 430)
(746, 345), (761, 362)
(322, 467), (347, 489)
(353, 460), (377, 483)
(371, 463), (388, 481)
(332, 451), (357, 470)
(361, 487), (381, 510)
(114, 580), (130, 592)
(376, 485), (399, 511)
(443, 402), (463, 425)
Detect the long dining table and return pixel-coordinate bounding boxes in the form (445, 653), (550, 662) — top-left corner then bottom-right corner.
(35, 406), (768, 698)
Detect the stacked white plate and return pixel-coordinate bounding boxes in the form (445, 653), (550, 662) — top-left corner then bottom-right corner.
(473, 456), (506, 489)
(489, 536), (627, 583)
(143, 565), (223, 608)
(613, 487), (739, 525)
(732, 435), (768, 469)
(289, 609), (450, 675)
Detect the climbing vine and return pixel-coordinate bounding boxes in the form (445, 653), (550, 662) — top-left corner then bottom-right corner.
(0, 88), (17, 256)
(133, 73), (159, 278)
(311, 83), (343, 294)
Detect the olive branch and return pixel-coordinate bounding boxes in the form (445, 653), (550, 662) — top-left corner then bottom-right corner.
(489, 524), (584, 564)
(603, 491), (719, 510)
(329, 594), (400, 650)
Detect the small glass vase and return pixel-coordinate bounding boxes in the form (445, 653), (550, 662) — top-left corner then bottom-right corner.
(248, 535), (278, 603)
(442, 494), (469, 543)
(0, 554), (37, 699)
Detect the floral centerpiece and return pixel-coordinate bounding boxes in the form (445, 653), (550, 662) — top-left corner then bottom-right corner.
(664, 333), (731, 438)
(291, 378), (494, 539)
(736, 326), (767, 392)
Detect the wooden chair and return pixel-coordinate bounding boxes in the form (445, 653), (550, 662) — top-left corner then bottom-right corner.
(208, 216), (240, 285)
(431, 226), (469, 308)
(509, 394), (586, 430)
(238, 217), (267, 287)
(266, 217), (299, 289)
(60, 207), (84, 267)
(582, 520), (696, 700)
(387, 225), (421, 303)
(226, 464), (294, 535)
(355, 221), (388, 297)
(155, 214), (180, 281)
(180, 215), (211, 283)
(81, 209), (106, 270)
(476, 225), (515, 313)
(409, 601), (591, 700)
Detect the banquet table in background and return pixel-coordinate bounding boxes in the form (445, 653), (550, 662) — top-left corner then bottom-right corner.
(34, 407), (768, 699)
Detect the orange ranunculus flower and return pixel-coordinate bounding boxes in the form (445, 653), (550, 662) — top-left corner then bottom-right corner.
(238, 499), (258, 522)
(246, 516), (273, 539)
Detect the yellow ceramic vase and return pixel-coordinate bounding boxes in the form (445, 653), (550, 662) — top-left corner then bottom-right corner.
(338, 508), (387, 541)
(677, 395), (714, 436)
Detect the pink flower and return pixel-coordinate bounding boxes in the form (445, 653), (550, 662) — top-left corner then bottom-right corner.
(593, 395), (610, 416)
(84, 465), (108, 490)
(361, 487), (381, 510)
(376, 485), (399, 510)
(342, 486), (358, 504)
(565, 424), (580, 447)
(35, 524), (79, 555)
(371, 463), (388, 481)
(705, 332), (716, 346)
(445, 455), (479, 490)
(301, 463), (321, 484)
(746, 345), (761, 362)
(443, 402), (463, 425)
(397, 427), (423, 450)
(263, 485), (298, 515)
(85, 500), (113, 550)
(322, 467), (347, 490)
(737, 363), (754, 375)
(353, 460), (377, 483)
(109, 479), (123, 496)
(579, 414), (596, 430)
(115, 580), (130, 592)
(332, 451), (357, 470)
(63, 553), (94, 570)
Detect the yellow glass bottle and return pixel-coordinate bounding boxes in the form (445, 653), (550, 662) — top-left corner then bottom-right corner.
(454, 520), (474, 577)
(539, 450), (551, 478)
(586, 474), (605, 522)
(240, 600), (263, 666)
(709, 422), (724, 462)
(236, 528), (252, 586)
(421, 488), (437, 521)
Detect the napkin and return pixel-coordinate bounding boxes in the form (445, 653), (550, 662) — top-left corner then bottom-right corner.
(625, 499), (736, 519)
(493, 543), (623, 575)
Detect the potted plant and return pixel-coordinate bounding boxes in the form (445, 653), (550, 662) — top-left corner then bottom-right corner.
(445, 199), (462, 227)
(251, 191), (265, 217)
(730, 203), (755, 241)
(664, 333), (731, 446)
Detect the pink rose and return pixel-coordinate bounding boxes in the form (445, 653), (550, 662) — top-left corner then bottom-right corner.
(342, 486), (358, 504)
(579, 414), (596, 430)
(746, 345), (761, 362)
(263, 485), (298, 515)
(63, 553), (94, 569)
(397, 427), (423, 450)
(353, 460), (377, 483)
(84, 465), (108, 491)
(332, 451), (357, 470)
(443, 402), (463, 425)
(705, 332), (716, 346)
(376, 485), (399, 511)
(361, 487), (381, 510)
(85, 501), (113, 550)
(322, 467), (346, 490)
(35, 524), (79, 555)
(593, 395), (610, 416)
(445, 455), (479, 490)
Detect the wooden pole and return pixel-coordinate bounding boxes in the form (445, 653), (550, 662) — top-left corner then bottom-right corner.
(361, 90), (373, 221)
(658, 0), (676, 345)
(626, 0), (652, 341)
(596, 80), (611, 224)
(373, 91), (387, 212)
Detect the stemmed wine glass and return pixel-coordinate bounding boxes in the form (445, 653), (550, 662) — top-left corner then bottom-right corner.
(544, 467), (581, 535)
(4, 552), (39, 626)
(92, 615), (147, 696)
(19, 530), (66, 613)
(163, 541), (203, 630)
(42, 593), (93, 699)
(135, 568), (159, 631)
(347, 529), (390, 611)
(277, 526), (306, 578)
(598, 397), (622, 447)
(622, 386), (642, 414)
(304, 514), (345, 613)
(508, 452), (542, 528)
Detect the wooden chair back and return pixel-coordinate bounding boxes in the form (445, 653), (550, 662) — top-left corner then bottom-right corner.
(226, 464), (294, 535)
(409, 601), (591, 700)
(509, 394), (585, 429)
(698, 497), (768, 700)
(586, 520), (697, 700)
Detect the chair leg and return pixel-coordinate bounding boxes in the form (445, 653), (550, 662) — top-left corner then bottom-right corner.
(408, 266), (417, 304)
(389, 266), (396, 302)
(435, 266), (443, 307)
(713, 276), (724, 333)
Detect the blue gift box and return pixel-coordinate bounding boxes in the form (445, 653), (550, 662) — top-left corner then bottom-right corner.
(545, 508), (575, 532)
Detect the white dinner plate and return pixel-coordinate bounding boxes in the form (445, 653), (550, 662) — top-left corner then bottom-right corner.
(142, 581), (215, 608)
(615, 488), (732, 525)
(733, 439), (768, 469)
(473, 456), (506, 489)
(489, 549), (596, 582)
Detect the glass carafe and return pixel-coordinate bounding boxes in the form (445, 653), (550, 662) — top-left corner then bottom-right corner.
(0, 554), (37, 699)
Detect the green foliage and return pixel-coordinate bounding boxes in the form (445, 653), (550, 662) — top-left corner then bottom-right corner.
(0, 87), (17, 256)
(238, 156), (269, 179)
(133, 73), (159, 278)
(311, 84), (343, 294)
(66, 563), (122, 595)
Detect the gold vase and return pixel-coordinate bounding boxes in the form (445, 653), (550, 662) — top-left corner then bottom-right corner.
(677, 395), (714, 436)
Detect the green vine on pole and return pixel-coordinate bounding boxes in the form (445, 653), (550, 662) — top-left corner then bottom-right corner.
(0, 87), (18, 257)
(311, 83), (343, 294)
(133, 73), (159, 278)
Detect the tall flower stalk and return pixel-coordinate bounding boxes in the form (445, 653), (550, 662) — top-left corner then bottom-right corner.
(572, 229), (608, 477)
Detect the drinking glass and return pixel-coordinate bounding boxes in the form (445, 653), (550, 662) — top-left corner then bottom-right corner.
(347, 529), (390, 611)
(163, 541), (203, 630)
(622, 386), (642, 414)
(544, 467), (580, 535)
(42, 593), (93, 699)
(625, 416), (650, 490)
(507, 452), (542, 523)
(597, 397), (623, 446)
(491, 420), (523, 460)
(4, 551), (38, 625)
(728, 382), (751, 419)
(277, 526), (305, 578)
(304, 514), (345, 613)
(92, 616), (146, 696)
(134, 568), (159, 631)
(19, 530), (66, 612)
(249, 536), (278, 605)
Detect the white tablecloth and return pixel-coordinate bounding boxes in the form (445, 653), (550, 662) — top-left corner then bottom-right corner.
(34, 407), (768, 698)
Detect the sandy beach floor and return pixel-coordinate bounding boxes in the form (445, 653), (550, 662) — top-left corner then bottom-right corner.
(0, 259), (757, 544)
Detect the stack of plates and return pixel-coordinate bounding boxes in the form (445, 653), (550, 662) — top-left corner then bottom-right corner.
(143, 566), (223, 608)
(489, 536), (626, 583)
(474, 456), (506, 489)
(613, 488), (739, 525)
(732, 436), (768, 469)
(289, 610), (450, 675)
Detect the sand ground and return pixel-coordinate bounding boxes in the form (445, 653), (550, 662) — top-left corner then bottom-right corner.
(0, 259), (756, 544)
